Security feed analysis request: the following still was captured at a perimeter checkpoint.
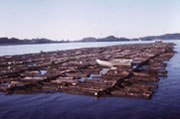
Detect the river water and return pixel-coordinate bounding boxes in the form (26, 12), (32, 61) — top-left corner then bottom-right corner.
(0, 41), (151, 56)
(0, 41), (180, 119)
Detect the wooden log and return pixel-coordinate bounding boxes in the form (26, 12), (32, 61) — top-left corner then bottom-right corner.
(111, 90), (151, 99)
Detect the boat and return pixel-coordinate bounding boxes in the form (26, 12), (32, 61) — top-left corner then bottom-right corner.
(96, 59), (133, 67)
(96, 59), (113, 67)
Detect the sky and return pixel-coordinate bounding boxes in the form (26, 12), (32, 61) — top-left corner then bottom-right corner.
(0, 0), (180, 41)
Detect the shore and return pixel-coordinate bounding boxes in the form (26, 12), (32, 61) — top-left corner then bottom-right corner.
(0, 43), (175, 99)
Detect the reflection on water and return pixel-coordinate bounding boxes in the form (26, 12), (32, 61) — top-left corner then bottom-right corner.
(0, 41), (180, 119)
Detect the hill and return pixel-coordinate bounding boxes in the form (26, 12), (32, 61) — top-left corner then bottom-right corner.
(79, 36), (131, 42)
(0, 37), (68, 45)
(1, 33), (180, 45)
(140, 33), (180, 41)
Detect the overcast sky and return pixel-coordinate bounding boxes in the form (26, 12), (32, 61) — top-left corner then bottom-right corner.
(0, 0), (180, 40)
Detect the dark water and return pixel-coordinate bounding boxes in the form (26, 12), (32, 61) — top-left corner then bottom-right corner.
(1, 41), (180, 119)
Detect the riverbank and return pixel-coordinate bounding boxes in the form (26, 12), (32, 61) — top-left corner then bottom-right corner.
(0, 43), (175, 99)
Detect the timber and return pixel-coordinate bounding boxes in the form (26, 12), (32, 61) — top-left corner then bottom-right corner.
(0, 43), (175, 99)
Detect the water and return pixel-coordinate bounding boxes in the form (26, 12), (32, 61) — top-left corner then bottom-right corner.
(0, 41), (151, 56)
(0, 40), (180, 119)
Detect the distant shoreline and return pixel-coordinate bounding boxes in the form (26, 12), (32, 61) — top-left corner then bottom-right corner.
(0, 33), (180, 46)
(0, 42), (70, 46)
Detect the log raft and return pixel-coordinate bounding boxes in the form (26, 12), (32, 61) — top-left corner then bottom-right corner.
(0, 43), (175, 99)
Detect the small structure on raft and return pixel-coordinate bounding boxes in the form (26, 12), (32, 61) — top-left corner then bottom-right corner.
(0, 43), (175, 99)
